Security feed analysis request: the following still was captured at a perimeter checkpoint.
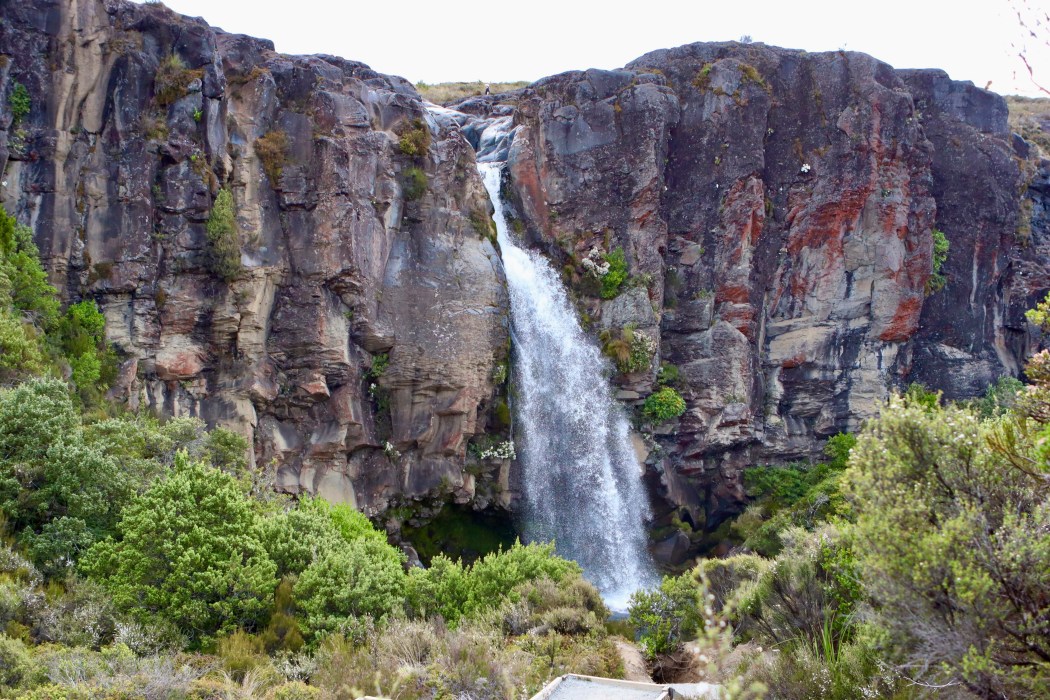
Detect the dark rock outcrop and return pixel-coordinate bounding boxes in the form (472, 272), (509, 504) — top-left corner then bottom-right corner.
(0, 0), (510, 513)
(499, 43), (1046, 532)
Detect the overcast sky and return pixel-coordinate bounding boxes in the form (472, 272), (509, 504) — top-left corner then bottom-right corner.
(139, 0), (1048, 97)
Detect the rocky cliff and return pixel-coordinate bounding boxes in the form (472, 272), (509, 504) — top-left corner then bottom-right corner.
(489, 43), (1047, 537)
(1, 1), (1047, 554)
(0, 0), (511, 515)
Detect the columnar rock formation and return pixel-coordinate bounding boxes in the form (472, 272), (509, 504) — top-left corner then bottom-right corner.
(0, 0), (510, 513)
(1, 1), (1047, 552)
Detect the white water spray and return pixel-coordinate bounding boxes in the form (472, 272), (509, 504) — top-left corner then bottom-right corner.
(476, 134), (656, 607)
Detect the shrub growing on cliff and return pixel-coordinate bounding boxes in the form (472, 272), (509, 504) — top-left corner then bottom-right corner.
(925, 228), (949, 294)
(206, 188), (241, 282)
(401, 166), (428, 201)
(7, 82), (30, 124)
(254, 130), (289, 188)
(153, 54), (202, 107)
(599, 247), (628, 299)
(397, 119), (430, 159)
(80, 452), (277, 646)
(642, 386), (686, 422)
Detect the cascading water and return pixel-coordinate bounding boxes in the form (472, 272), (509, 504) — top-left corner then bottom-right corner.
(474, 120), (656, 608)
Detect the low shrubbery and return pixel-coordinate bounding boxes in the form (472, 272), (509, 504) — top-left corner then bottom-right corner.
(642, 386), (686, 422)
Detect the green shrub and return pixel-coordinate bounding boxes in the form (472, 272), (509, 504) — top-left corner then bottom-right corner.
(254, 130), (289, 187)
(692, 63), (714, 92)
(8, 82), (30, 124)
(205, 188), (241, 282)
(601, 325), (655, 374)
(259, 504), (343, 577)
(925, 228), (949, 294)
(271, 681), (322, 700)
(641, 386), (686, 422)
(293, 538), (406, 640)
(627, 574), (703, 660)
(847, 395), (1050, 695)
(0, 633), (32, 687)
(401, 166), (428, 201)
(397, 119), (430, 159)
(258, 576), (304, 653)
(80, 452), (277, 646)
(599, 248), (628, 299)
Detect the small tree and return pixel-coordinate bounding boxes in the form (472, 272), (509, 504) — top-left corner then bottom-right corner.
(80, 453), (276, 646)
(206, 189), (241, 282)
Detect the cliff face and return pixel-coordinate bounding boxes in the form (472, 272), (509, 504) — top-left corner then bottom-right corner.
(1, 1), (1047, 548)
(0, 0), (510, 513)
(498, 43), (1045, 532)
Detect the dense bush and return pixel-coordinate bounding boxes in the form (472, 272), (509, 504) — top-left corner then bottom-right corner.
(80, 453), (277, 646)
(599, 247), (628, 299)
(397, 119), (430, 159)
(641, 386), (686, 422)
(293, 539), (406, 640)
(153, 53), (202, 106)
(8, 81), (31, 124)
(846, 395), (1050, 696)
(401, 166), (428, 201)
(205, 188), (241, 282)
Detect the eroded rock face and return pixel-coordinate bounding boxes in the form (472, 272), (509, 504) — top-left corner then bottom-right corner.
(498, 43), (1045, 533)
(2, 1), (1047, 550)
(0, 0), (510, 512)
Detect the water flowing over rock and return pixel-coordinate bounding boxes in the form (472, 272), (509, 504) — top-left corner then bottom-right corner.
(479, 161), (655, 605)
(2, 0), (1048, 563)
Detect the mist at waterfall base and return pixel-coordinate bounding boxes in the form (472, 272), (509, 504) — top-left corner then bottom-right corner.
(477, 160), (657, 610)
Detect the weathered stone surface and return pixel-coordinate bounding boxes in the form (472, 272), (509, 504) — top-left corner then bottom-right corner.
(0, 0), (509, 512)
(498, 42), (1047, 537)
(2, 0), (1048, 556)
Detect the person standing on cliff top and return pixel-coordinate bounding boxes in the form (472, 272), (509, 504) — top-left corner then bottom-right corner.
(484, 84), (490, 95)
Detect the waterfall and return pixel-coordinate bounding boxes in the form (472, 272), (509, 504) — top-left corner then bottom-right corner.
(475, 131), (656, 607)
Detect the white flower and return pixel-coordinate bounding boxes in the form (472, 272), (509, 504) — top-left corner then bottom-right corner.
(800, 163), (812, 173)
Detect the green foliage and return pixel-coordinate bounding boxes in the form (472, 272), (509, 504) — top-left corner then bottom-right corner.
(734, 435), (854, 556)
(627, 574), (702, 660)
(302, 496), (388, 547)
(205, 188), (241, 282)
(8, 82), (30, 124)
(846, 395), (1050, 696)
(1026, 290), (1050, 330)
(0, 379), (131, 574)
(925, 228), (949, 294)
(903, 381), (940, 410)
(693, 63), (714, 92)
(971, 375), (1024, 419)
(599, 247), (628, 299)
(80, 452), (277, 646)
(641, 386), (686, 422)
(600, 325), (655, 374)
(367, 352), (388, 380)
(293, 538), (406, 640)
(401, 166), (428, 201)
(254, 130), (289, 187)
(397, 119), (430, 159)
(258, 576), (304, 653)
(405, 540), (580, 626)
(259, 502), (343, 577)
(57, 300), (116, 398)
(656, 362), (680, 388)
(0, 633), (32, 688)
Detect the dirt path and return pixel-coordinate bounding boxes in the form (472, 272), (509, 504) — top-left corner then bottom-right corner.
(614, 638), (653, 683)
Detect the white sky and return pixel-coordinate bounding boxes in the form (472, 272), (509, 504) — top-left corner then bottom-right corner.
(139, 0), (1048, 97)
